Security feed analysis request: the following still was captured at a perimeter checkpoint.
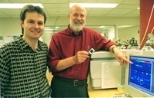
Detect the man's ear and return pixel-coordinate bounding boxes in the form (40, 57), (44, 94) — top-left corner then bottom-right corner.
(20, 20), (24, 27)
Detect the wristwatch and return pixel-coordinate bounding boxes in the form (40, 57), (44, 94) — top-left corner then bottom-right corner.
(111, 46), (117, 53)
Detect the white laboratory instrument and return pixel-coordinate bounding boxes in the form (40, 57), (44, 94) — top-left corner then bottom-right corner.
(90, 51), (124, 89)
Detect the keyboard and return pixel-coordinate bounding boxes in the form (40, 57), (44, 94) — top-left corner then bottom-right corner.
(111, 94), (132, 98)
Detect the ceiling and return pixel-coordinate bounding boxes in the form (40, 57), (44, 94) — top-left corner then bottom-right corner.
(0, 0), (139, 18)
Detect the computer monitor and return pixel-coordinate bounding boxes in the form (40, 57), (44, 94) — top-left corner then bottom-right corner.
(124, 51), (154, 97)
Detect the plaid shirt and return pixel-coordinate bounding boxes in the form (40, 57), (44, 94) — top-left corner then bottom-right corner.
(0, 37), (50, 97)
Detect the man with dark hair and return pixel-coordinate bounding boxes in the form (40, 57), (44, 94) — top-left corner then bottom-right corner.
(0, 5), (50, 97)
(48, 4), (132, 98)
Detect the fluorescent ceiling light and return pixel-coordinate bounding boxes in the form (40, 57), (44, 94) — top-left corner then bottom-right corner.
(45, 27), (59, 31)
(0, 3), (43, 9)
(70, 3), (118, 8)
(118, 25), (134, 28)
(99, 26), (105, 28)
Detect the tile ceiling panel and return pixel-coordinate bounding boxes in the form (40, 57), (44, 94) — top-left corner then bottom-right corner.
(43, 4), (69, 17)
(116, 4), (139, 9)
(45, 8), (68, 17)
(84, 8), (93, 15)
(97, 0), (124, 3)
(70, 0), (98, 3)
(89, 9), (113, 15)
(0, 9), (20, 17)
(123, 10), (139, 17)
(0, 12), (9, 17)
(9, 0), (41, 3)
(108, 9), (135, 15)
(0, 0), (10, 3)
(104, 14), (123, 17)
(43, 4), (69, 8)
(41, 0), (69, 3)
(122, 0), (139, 4)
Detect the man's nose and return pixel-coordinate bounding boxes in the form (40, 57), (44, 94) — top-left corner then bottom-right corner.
(33, 23), (39, 28)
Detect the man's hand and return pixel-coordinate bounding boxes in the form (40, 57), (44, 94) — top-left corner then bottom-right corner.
(72, 51), (89, 64)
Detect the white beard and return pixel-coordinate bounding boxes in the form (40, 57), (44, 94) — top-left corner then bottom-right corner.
(70, 20), (85, 32)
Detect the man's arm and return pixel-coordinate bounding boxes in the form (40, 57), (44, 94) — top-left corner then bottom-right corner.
(109, 45), (117, 53)
(109, 45), (132, 65)
(0, 50), (10, 96)
(56, 51), (89, 71)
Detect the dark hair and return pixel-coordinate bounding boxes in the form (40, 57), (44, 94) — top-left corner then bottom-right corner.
(20, 5), (47, 36)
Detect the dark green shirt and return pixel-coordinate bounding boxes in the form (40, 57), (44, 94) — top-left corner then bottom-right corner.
(0, 37), (50, 97)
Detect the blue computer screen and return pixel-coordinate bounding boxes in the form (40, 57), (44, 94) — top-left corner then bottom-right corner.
(129, 56), (154, 96)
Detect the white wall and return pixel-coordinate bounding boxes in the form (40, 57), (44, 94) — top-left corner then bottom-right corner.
(0, 18), (21, 36)
(118, 26), (139, 42)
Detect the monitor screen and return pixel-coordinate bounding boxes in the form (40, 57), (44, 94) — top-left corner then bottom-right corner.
(124, 51), (154, 97)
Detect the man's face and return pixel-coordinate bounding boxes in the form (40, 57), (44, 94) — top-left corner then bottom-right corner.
(69, 7), (86, 32)
(21, 12), (44, 40)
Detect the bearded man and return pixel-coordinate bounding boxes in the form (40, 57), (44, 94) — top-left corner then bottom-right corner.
(47, 4), (131, 98)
